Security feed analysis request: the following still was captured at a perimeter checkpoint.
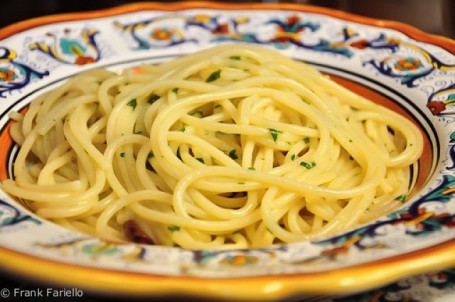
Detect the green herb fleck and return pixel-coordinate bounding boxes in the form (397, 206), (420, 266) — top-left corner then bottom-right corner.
(167, 225), (180, 232)
(147, 93), (160, 104)
(172, 87), (179, 93)
(206, 69), (221, 82)
(248, 167), (256, 170)
(229, 55), (241, 60)
(291, 154), (296, 161)
(127, 98), (137, 110)
(120, 152), (125, 158)
(303, 137), (310, 144)
(179, 126), (186, 132)
(196, 157), (205, 164)
(147, 152), (154, 159)
(269, 128), (282, 142)
(300, 161), (316, 169)
(395, 194), (408, 203)
(228, 149), (238, 160)
(300, 97), (310, 104)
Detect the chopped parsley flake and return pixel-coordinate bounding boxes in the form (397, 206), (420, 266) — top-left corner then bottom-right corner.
(303, 137), (310, 144)
(147, 152), (154, 159)
(229, 55), (241, 60)
(120, 152), (125, 157)
(206, 69), (221, 82)
(127, 98), (137, 110)
(300, 161), (316, 169)
(300, 97), (310, 104)
(291, 154), (296, 161)
(196, 157), (205, 164)
(167, 225), (180, 232)
(172, 87), (179, 93)
(248, 167), (255, 170)
(269, 128), (282, 142)
(228, 149), (238, 160)
(395, 194), (408, 203)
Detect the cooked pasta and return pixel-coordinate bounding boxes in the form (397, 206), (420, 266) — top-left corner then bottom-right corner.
(1, 44), (423, 249)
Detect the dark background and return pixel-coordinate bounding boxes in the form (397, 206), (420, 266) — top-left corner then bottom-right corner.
(0, 0), (454, 301)
(1, 0), (455, 39)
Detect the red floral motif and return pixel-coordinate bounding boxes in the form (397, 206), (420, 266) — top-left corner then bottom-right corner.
(220, 254), (259, 266)
(74, 56), (96, 65)
(427, 100), (446, 115)
(271, 15), (307, 44)
(286, 15), (302, 29)
(349, 39), (369, 49)
(212, 23), (230, 35)
(394, 57), (424, 71)
(151, 28), (175, 41)
(0, 68), (16, 82)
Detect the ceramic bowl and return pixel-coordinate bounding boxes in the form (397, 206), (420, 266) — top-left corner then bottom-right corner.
(0, 2), (454, 301)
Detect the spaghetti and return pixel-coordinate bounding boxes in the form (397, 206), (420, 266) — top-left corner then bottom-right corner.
(2, 44), (423, 249)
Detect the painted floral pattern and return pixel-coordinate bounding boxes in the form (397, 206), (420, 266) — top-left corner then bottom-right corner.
(0, 46), (49, 97)
(0, 200), (41, 227)
(28, 28), (102, 65)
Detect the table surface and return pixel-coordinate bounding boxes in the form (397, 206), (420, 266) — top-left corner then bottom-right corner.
(0, 1), (454, 301)
(1, 267), (455, 301)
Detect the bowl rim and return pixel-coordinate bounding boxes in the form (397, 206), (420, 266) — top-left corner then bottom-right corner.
(1, 1), (455, 52)
(1, 240), (454, 300)
(0, 1), (454, 300)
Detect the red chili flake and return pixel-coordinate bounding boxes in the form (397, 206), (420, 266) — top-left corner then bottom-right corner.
(131, 67), (144, 74)
(123, 220), (155, 245)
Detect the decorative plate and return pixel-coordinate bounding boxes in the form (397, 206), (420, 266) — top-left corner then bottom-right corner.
(0, 2), (454, 301)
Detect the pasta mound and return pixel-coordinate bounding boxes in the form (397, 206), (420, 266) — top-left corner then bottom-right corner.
(2, 44), (423, 249)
